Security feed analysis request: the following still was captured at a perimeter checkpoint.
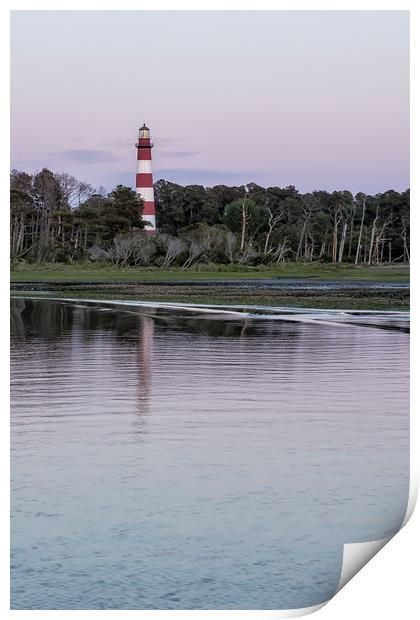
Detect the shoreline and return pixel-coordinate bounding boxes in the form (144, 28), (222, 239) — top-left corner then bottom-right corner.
(11, 294), (410, 316)
(10, 280), (410, 312)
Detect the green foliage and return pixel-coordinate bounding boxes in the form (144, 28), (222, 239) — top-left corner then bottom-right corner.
(10, 170), (144, 262)
(76, 185), (144, 247)
(10, 168), (410, 268)
(223, 199), (266, 232)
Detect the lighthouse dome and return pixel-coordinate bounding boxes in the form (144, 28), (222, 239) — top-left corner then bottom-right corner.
(139, 124), (150, 139)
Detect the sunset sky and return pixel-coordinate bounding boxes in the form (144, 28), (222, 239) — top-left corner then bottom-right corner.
(11, 10), (409, 194)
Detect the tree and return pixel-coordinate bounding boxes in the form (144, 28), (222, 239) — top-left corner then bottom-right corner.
(54, 172), (94, 209)
(179, 223), (228, 268)
(77, 185), (145, 248)
(158, 234), (187, 267)
(296, 194), (318, 261)
(264, 208), (284, 255)
(10, 188), (34, 260)
(262, 186), (293, 256)
(223, 197), (266, 254)
(109, 232), (156, 267)
(354, 193), (367, 266)
(154, 179), (188, 234)
(33, 168), (63, 261)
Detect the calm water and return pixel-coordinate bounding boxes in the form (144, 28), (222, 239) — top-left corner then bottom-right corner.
(10, 298), (410, 610)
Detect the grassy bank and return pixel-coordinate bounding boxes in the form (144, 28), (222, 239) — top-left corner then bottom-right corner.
(10, 262), (410, 283)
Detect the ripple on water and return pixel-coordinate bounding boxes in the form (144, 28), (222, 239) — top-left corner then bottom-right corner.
(10, 298), (409, 610)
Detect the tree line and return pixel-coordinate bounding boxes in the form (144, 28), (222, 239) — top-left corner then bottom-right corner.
(10, 169), (410, 267)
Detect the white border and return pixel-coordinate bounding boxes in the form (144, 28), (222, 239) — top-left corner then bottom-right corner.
(2, 2), (417, 619)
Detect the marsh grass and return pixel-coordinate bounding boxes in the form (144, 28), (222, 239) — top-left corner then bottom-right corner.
(10, 262), (410, 283)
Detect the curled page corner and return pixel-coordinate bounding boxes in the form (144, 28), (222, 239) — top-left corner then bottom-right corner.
(214, 602), (326, 619)
(402, 472), (418, 527)
(268, 603), (326, 618)
(335, 537), (390, 593)
(334, 473), (417, 599)
(282, 603), (326, 617)
(277, 534), (398, 618)
(193, 607), (326, 620)
(280, 474), (418, 618)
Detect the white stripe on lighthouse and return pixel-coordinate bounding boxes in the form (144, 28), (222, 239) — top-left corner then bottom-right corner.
(143, 215), (156, 230)
(136, 187), (154, 202)
(137, 159), (153, 174)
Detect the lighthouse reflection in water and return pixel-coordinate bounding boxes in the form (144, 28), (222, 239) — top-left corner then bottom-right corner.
(10, 298), (409, 610)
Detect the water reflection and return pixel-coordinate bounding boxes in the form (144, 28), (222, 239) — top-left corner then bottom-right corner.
(10, 298), (409, 610)
(135, 316), (154, 425)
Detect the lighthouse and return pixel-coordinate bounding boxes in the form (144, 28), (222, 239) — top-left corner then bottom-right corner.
(135, 123), (156, 234)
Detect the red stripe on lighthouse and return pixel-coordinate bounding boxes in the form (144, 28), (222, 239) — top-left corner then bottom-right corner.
(136, 173), (153, 187)
(142, 201), (156, 215)
(137, 148), (152, 160)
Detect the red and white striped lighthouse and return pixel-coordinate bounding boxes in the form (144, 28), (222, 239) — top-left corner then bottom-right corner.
(135, 123), (156, 234)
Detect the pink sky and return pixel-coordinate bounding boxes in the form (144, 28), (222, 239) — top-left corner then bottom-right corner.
(11, 11), (409, 194)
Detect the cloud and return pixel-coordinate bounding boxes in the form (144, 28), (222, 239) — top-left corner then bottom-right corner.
(159, 150), (200, 158)
(100, 139), (131, 148)
(155, 168), (257, 186)
(153, 136), (181, 147)
(53, 149), (120, 164)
